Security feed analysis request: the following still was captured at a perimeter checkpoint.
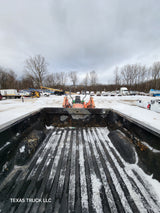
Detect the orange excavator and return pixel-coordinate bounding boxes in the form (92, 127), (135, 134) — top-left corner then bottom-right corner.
(63, 95), (95, 109)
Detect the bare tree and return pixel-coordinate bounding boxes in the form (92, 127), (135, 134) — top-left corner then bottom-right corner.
(51, 72), (67, 86)
(139, 65), (147, 83)
(6, 70), (17, 89)
(20, 75), (34, 89)
(24, 54), (48, 88)
(120, 65), (131, 85)
(83, 73), (89, 86)
(0, 67), (7, 89)
(59, 72), (68, 86)
(89, 70), (97, 85)
(151, 61), (160, 89)
(114, 66), (121, 86)
(69, 71), (78, 86)
(119, 63), (148, 90)
(44, 73), (56, 87)
(0, 67), (17, 89)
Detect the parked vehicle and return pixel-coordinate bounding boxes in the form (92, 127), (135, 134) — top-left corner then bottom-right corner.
(104, 92), (109, 96)
(119, 87), (129, 96)
(150, 99), (160, 113)
(129, 91), (137, 96)
(86, 91), (90, 95)
(149, 89), (160, 97)
(54, 90), (65, 95)
(30, 91), (40, 98)
(90, 91), (95, 96)
(101, 91), (106, 96)
(0, 89), (21, 99)
(0, 93), (2, 100)
(18, 90), (30, 97)
(110, 91), (116, 96)
(96, 91), (101, 96)
(40, 91), (50, 97)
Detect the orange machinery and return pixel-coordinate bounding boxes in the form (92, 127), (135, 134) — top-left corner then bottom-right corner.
(63, 95), (95, 109)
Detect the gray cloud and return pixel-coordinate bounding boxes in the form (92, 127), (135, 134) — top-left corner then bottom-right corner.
(0, 0), (160, 83)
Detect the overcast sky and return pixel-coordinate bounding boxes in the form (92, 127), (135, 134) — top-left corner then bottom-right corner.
(0, 0), (160, 83)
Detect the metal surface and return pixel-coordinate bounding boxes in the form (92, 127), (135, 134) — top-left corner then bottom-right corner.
(0, 127), (160, 213)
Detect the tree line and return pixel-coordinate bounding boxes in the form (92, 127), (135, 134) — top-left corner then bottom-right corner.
(0, 54), (160, 92)
(114, 62), (160, 92)
(0, 55), (98, 90)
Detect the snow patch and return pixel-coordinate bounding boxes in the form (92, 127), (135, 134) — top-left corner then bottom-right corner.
(19, 146), (25, 153)
(91, 174), (102, 213)
(0, 142), (10, 151)
(79, 142), (88, 211)
(141, 141), (160, 153)
(46, 125), (54, 130)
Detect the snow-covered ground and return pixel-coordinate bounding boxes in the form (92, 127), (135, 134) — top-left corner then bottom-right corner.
(136, 98), (160, 113)
(0, 95), (160, 132)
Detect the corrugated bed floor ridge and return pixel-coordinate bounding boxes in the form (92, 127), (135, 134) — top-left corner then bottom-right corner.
(0, 127), (160, 213)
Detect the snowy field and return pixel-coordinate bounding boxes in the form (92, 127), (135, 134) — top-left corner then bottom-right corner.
(0, 95), (160, 132)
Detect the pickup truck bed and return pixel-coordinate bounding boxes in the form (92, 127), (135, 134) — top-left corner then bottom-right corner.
(0, 125), (160, 213)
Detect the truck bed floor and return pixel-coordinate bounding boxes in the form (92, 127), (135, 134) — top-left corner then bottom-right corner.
(0, 127), (160, 213)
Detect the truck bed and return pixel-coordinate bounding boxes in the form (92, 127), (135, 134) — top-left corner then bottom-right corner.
(0, 126), (160, 213)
